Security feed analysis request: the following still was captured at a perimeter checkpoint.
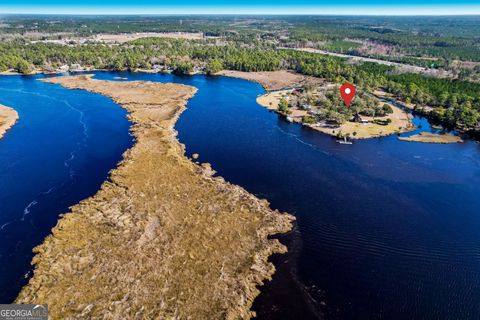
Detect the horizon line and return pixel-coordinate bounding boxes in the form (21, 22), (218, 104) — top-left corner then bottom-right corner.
(1, 12), (480, 16)
(1, 5), (480, 16)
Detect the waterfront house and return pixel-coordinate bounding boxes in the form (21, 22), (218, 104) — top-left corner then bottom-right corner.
(58, 65), (69, 72)
(353, 114), (369, 124)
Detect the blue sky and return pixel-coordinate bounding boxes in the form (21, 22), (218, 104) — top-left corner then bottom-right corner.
(0, 0), (479, 15)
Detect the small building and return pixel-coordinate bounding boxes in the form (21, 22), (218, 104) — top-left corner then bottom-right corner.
(300, 104), (312, 110)
(292, 88), (304, 96)
(316, 120), (338, 128)
(352, 114), (369, 124)
(70, 64), (84, 72)
(58, 65), (69, 72)
(325, 119), (341, 127)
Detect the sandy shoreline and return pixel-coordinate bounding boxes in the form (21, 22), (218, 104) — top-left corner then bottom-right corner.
(0, 104), (19, 139)
(224, 71), (416, 140)
(311, 102), (415, 139)
(256, 89), (415, 140)
(16, 75), (294, 319)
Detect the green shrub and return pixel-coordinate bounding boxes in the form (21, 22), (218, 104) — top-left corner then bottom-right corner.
(302, 115), (317, 124)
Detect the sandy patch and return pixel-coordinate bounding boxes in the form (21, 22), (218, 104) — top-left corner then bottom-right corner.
(218, 70), (321, 91)
(0, 70), (21, 76)
(0, 69), (44, 76)
(94, 32), (205, 43)
(0, 104), (18, 139)
(256, 89), (293, 110)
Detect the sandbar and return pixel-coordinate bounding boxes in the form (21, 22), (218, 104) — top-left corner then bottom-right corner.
(399, 132), (463, 144)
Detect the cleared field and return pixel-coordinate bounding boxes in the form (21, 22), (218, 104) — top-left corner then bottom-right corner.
(218, 70), (321, 91)
(93, 32), (205, 43)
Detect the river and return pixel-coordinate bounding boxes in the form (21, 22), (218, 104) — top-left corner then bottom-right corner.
(1, 72), (480, 319)
(0, 74), (133, 302)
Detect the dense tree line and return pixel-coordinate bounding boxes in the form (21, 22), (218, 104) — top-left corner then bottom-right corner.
(285, 16), (480, 62)
(384, 74), (480, 129)
(0, 38), (479, 133)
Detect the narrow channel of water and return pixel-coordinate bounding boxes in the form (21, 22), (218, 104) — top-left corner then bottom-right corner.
(0, 74), (133, 302)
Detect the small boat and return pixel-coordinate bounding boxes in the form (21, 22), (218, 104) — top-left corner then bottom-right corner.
(114, 77), (128, 80)
(336, 136), (353, 145)
(286, 116), (293, 123)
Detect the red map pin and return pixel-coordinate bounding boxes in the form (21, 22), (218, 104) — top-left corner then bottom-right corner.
(340, 83), (356, 108)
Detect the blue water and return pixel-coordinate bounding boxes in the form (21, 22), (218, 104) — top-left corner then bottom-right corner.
(0, 74), (133, 302)
(2, 72), (480, 319)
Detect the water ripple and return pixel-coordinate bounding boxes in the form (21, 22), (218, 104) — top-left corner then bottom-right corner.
(0, 87), (89, 179)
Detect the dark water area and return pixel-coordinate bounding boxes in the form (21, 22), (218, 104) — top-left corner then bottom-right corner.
(171, 76), (480, 320)
(2, 72), (480, 319)
(0, 74), (133, 302)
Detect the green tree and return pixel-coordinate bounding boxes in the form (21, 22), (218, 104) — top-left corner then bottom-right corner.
(278, 98), (290, 114)
(15, 59), (31, 74)
(382, 103), (393, 114)
(173, 61), (194, 75)
(206, 59), (223, 75)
